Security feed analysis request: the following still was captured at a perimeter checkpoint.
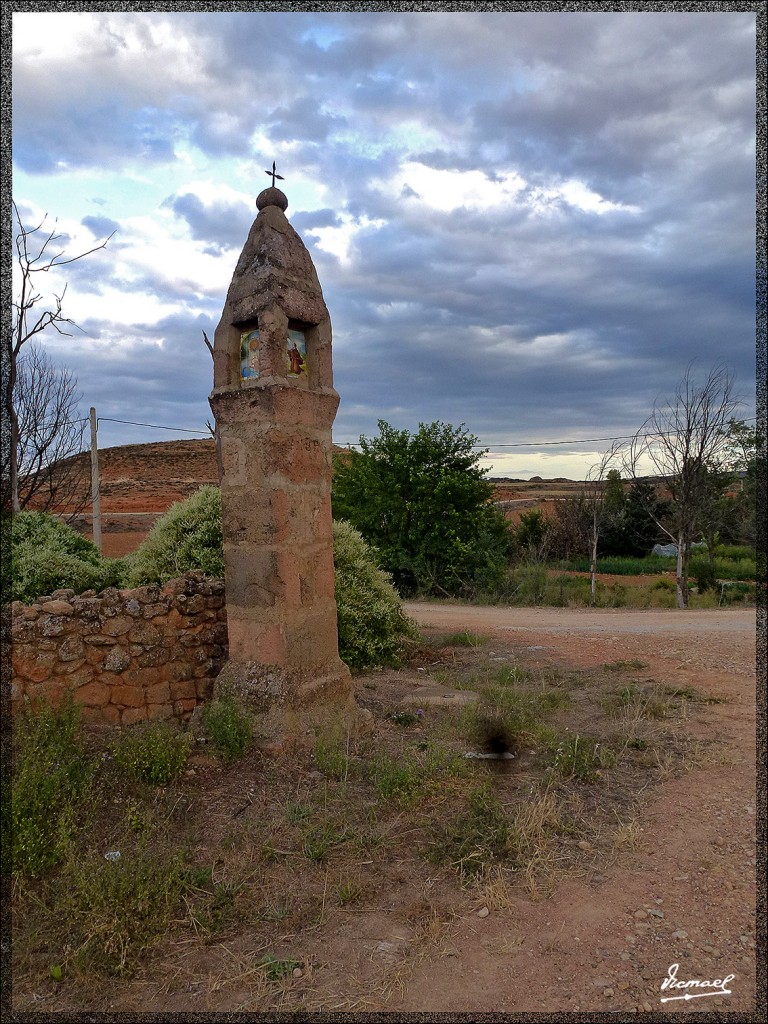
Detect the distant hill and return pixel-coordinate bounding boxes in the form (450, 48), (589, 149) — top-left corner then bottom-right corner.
(37, 438), (595, 557)
(35, 439), (221, 557)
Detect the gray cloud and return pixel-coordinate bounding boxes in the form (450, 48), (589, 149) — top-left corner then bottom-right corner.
(81, 216), (120, 239)
(165, 192), (253, 252)
(12, 9), (757, 470)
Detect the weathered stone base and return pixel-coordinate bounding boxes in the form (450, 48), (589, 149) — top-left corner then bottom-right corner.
(212, 657), (372, 752)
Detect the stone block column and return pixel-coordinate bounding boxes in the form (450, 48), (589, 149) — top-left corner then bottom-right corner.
(209, 183), (365, 748)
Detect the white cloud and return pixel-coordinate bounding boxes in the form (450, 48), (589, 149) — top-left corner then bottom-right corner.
(386, 162), (526, 213)
(312, 214), (386, 265)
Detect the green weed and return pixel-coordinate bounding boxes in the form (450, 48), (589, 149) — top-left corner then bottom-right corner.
(313, 732), (354, 782)
(492, 665), (531, 685)
(196, 880), (241, 932)
(334, 878), (364, 905)
(302, 819), (349, 862)
(603, 659), (649, 672)
(259, 952), (300, 981)
(201, 694), (253, 761)
(459, 680), (570, 753)
(429, 785), (510, 878)
(11, 698), (92, 877)
(547, 733), (616, 782)
(285, 801), (313, 824)
(370, 743), (468, 807)
(58, 848), (192, 975)
(111, 721), (192, 785)
(661, 685), (726, 705)
(441, 630), (489, 648)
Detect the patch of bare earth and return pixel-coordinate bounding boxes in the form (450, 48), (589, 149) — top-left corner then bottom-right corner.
(391, 604), (759, 1014)
(12, 606), (758, 1016)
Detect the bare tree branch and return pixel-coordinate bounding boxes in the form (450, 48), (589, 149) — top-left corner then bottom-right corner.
(12, 345), (90, 521)
(621, 362), (740, 608)
(5, 203), (112, 512)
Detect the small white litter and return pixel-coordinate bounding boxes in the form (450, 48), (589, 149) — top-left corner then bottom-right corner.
(464, 751), (515, 760)
(104, 850), (121, 862)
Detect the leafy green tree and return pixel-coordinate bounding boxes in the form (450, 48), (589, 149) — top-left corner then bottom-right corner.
(599, 480), (670, 557)
(620, 481), (671, 556)
(603, 469), (626, 516)
(515, 508), (549, 557)
(332, 421), (511, 597)
(719, 417), (760, 545)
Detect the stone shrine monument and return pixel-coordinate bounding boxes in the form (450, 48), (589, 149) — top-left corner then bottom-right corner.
(209, 169), (364, 748)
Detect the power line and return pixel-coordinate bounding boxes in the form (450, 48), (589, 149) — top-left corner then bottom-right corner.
(97, 416), (211, 436)
(90, 415), (757, 448)
(337, 416), (758, 450)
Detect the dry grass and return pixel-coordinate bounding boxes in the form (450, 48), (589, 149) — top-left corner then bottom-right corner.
(11, 624), (722, 1013)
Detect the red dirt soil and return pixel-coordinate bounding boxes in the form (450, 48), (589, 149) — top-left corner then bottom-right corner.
(390, 604), (759, 1014)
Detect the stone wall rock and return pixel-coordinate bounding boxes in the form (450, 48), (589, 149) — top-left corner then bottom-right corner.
(11, 571), (228, 726)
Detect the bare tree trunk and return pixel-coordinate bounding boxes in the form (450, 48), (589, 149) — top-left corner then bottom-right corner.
(675, 531), (691, 609)
(10, 405), (20, 513)
(590, 534), (598, 604)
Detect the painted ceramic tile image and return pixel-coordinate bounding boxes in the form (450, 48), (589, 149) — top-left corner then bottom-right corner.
(240, 329), (260, 379)
(287, 329), (307, 377)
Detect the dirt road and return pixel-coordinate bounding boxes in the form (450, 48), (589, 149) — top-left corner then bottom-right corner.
(405, 602), (755, 638)
(391, 603), (759, 1015)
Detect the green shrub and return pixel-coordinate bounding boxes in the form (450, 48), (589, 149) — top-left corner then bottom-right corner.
(60, 849), (190, 975)
(508, 562), (548, 604)
(124, 485), (224, 585)
(8, 510), (125, 603)
(717, 581), (756, 605)
(10, 698), (91, 876)
(693, 562), (717, 593)
(111, 722), (192, 785)
(123, 491), (416, 673)
(715, 544), (754, 560)
(333, 519), (419, 670)
(652, 577), (676, 591)
(690, 554), (755, 582)
(201, 695), (253, 761)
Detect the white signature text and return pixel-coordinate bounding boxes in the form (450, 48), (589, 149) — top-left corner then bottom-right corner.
(660, 962), (735, 1003)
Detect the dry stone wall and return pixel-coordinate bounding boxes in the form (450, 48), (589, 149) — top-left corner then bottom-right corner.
(11, 571), (227, 726)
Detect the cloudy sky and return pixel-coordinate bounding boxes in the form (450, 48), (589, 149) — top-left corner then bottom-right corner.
(11, 7), (758, 478)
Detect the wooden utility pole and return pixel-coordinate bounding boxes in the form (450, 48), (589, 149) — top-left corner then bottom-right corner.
(89, 407), (102, 553)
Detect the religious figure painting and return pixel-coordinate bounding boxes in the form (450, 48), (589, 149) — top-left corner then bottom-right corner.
(286, 328), (307, 377)
(240, 329), (260, 379)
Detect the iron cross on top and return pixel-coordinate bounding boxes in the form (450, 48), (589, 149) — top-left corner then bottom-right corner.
(265, 161), (284, 187)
